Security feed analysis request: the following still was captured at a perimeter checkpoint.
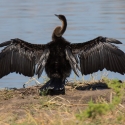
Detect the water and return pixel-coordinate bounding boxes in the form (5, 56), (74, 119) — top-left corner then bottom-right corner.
(0, 0), (125, 88)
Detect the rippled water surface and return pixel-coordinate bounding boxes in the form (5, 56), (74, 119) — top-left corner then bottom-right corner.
(0, 0), (125, 88)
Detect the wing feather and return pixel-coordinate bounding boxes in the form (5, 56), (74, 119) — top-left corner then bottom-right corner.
(71, 36), (125, 75)
(0, 38), (46, 78)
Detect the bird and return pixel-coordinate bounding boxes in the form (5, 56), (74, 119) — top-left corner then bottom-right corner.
(0, 14), (125, 94)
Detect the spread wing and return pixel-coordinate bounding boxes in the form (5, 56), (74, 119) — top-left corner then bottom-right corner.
(71, 36), (125, 75)
(0, 38), (48, 78)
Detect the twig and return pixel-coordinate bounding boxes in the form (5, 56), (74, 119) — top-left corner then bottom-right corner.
(119, 104), (125, 108)
(48, 96), (71, 104)
(110, 91), (113, 104)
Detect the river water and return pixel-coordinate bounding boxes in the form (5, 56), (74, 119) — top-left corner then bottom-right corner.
(0, 0), (125, 88)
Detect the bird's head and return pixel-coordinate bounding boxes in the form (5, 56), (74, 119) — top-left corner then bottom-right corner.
(55, 14), (66, 21)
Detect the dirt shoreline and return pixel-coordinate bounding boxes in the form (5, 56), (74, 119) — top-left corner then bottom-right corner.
(0, 81), (125, 125)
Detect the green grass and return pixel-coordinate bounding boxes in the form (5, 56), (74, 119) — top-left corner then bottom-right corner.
(0, 78), (125, 125)
(76, 78), (125, 124)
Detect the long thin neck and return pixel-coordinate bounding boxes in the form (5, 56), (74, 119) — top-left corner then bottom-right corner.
(52, 17), (67, 41)
(60, 18), (67, 35)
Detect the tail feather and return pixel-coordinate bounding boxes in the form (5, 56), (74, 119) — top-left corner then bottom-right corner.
(40, 78), (65, 91)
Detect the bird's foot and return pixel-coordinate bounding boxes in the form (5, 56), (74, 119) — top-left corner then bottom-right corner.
(39, 78), (65, 95)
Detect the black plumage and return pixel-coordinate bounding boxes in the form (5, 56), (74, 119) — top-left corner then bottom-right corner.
(0, 14), (125, 93)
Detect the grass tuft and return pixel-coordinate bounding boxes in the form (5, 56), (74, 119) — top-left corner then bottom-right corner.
(0, 77), (125, 125)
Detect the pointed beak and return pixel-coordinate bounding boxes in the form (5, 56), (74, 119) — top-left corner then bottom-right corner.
(55, 14), (59, 17)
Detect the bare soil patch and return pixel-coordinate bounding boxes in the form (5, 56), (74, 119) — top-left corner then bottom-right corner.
(0, 81), (124, 125)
